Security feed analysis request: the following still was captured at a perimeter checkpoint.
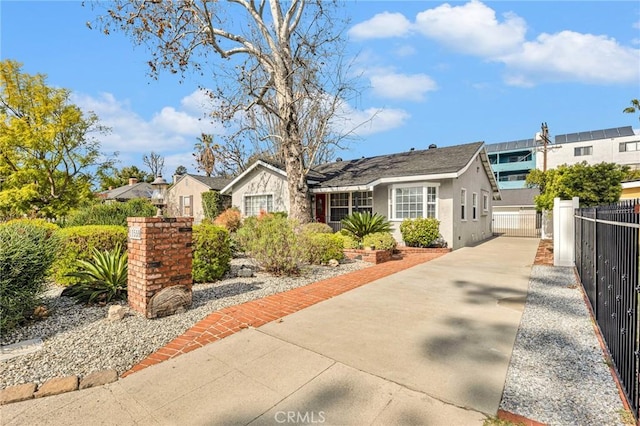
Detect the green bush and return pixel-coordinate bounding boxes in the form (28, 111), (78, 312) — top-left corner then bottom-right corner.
(0, 221), (60, 333)
(51, 225), (128, 286)
(301, 222), (333, 234)
(202, 191), (223, 220)
(400, 217), (440, 248)
(192, 223), (232, 282)
(362, 232), (397, 250)
(4, 218), (59, 235)
(61, 243), (128, 304)
(236, 214), (300, 276)
(300, 233), (344, 265)
(340, 212), (392, 242)
(336, 232), (359, 249)
(64, 199), (156, 227)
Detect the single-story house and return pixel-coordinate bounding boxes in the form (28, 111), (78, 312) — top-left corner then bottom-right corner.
(99, 177), (153, 202)
(166, 174), (232, 224)
(221, 142), (501, 250)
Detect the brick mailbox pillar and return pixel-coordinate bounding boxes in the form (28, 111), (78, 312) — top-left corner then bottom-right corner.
(127, 217), (193, 318)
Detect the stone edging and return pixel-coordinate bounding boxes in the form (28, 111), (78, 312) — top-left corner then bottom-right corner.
(0, 369), (118, 405)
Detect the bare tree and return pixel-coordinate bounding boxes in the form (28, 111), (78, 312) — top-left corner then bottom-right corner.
(193, 133), (216, 177)
(142, 151), (165, 177)
(94, 0), (361, 223)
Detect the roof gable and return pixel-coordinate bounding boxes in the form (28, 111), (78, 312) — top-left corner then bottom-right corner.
(177, 174), (232, 190)
(101, 182), (153, 200)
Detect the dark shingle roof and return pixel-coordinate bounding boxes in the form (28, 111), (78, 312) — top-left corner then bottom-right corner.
(186, 174), (232, 190)
(493, 188), (539, 207)
(101, 182), (153, 200)
(311, 142), (484, 188)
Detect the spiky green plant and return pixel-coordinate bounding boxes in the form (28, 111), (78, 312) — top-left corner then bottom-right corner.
(340, 212), (392, 243)
(62, 243), (128, 304)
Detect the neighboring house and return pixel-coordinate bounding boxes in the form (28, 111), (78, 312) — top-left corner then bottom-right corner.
(99, 178), (153, 202)
(166, 174), (232, 224)
(492, 188), (541, 237)
(621, 180), (640, 200)
(221, 142), (501, 250)
(486, 138), (536, 190)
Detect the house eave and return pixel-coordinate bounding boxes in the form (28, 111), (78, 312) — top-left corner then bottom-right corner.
(220, 160), (286, 194)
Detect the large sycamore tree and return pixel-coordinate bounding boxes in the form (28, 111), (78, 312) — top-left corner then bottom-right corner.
(0, 60), (111, 219)
(95, 0), (356, 223)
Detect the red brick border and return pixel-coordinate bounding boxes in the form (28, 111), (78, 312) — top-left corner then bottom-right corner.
(121, 252), (446, 378)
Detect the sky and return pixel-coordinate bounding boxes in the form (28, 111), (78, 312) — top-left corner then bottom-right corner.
(2, 0), (639, 177)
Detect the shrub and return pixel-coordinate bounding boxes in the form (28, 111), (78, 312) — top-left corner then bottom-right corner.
(214, 207), (242, 232)
(64, 199), (156, 227)
(340, 212), (392, 242)
(301, 222), (333, 234)
(0, 221), (60, 333)
(400, 217), (441, 248)
(51, 225), (128, 286)
(236, 214), (300, 275)
(300, 233), (344, 265)
(192, 223), (232, 282)
(336, 232), (359, 249)
(202, 191), (223, 220)
(362, 232), (397, 251)
(4, 218), (59, 235)
(61, 243), (128, 304)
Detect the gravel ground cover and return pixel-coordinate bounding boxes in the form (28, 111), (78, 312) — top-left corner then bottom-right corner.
(0, 257), (371, 389)
(500, 265), (627, 426)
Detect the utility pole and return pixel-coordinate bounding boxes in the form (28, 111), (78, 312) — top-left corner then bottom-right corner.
(536, 122), (551, 172)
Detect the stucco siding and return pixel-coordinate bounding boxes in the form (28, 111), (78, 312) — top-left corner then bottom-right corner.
(540, 134), (640, 171)
(231, 168), (289, 216)
(166, 177), (210, 224)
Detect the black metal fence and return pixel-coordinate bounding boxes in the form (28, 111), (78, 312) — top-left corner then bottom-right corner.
(492, 211), (541, 237)
(575, 199), (640, 418)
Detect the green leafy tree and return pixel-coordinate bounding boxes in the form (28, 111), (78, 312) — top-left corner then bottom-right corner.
(96, 165), (152, 191)
(174, 165), (188, 176)
(526, 162), (627, 210)
(623, 99), (640, 121)
(0, 60), (113, 218)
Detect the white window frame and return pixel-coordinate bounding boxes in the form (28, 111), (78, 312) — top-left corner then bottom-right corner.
(482, 191), (489, 215)
(461, 188), (467, 221)
(472, 192), (478, 220)
(328, 191), (374, 222)
(388, 183), (439, 221)
(243, 193), (274, 217)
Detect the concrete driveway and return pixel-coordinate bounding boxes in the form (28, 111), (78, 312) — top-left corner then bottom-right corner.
(1, 237), (539, 426)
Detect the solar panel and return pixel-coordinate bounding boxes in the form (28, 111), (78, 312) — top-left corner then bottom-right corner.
(590, 130), (605, 139)
(619, 126), (635, 136)
(603, 128), (620, 138)
(578, 132), (591, 141)
(555, 135), (567, 144)
(565, 133), (579, 142)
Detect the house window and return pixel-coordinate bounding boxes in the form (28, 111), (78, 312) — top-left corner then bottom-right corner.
(482, 192), (489, 214)
(352, 191), (373, 214)
(620, 141), (640, 152)
(329, 193), (350, 222)
(244, 194), (273, 216)
(461, 189), (467, 221)
(574, 146), (593, 156)
(180, 195), (193, 217)
(390, 185), (437, 220)
(472, 193), (478, 220)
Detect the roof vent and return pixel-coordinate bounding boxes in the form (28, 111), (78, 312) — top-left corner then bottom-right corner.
(335, 157), (342, 162)
(410, 147), (415, 151)
(428, 144), (437, 149)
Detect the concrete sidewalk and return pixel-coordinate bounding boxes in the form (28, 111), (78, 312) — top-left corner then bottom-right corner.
(1, 237), (539, 426)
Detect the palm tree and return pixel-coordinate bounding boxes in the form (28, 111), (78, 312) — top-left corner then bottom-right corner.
(193, 134), (217, 177)
(623, 99), (640, 121)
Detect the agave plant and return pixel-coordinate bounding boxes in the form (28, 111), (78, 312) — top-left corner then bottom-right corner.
(340, 211), (392, 243)
(62, 243), (128, 304)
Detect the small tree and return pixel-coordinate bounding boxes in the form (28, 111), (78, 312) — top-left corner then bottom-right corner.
(526, 162), (627, 210)
(174, 165), (188, 176)
(201, 191), (222, 221)
(193, 134), (216, 177)
(142, 151), (165, 178)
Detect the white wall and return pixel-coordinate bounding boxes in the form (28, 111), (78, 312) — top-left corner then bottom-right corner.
(540, 134), (640, 170)
(230, 167), (289, 216)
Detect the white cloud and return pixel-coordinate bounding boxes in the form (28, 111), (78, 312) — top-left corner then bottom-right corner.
(500, 31), (640, 85)
(395, 45), (417, 57)
(349, 12), (412, 40)
(332, 101), (410, 137)
(415, 0), (526, 57)
(369, 72), (438, 101)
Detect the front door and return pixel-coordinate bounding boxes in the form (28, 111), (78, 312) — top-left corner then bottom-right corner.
(315, 194), (326, 223)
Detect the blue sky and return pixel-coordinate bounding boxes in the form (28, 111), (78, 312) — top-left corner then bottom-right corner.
(2, 1), (639, 176)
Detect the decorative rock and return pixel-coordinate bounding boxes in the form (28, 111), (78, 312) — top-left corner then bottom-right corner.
(328, 259), (340, 267)
(79, 369), (118, 389)
(0, 383), (36, 405)
(147, 285), (192, 319)
(107, 305), (127, 321)
(0, 337), (44, 361)
(34, 376), (78, 398)
(237, 266), (254, 278)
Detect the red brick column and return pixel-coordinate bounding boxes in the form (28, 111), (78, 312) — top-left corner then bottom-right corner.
(127, 217), (193, 318)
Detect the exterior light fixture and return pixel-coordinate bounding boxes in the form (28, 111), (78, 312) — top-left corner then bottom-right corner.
(150, 175), (169, 217)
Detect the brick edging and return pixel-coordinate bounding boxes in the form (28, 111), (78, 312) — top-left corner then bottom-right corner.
(121, 252), (446, 378)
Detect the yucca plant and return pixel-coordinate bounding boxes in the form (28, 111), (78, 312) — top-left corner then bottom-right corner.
(62, 243), (128, 304)
(340, 211), (392, 243)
